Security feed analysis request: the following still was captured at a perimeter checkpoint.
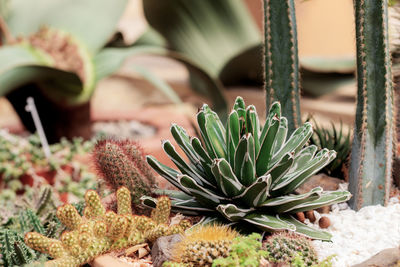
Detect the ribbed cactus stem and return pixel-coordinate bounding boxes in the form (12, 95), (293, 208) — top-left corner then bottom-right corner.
(349, 0), (395, 209)
(264, 0), (301, 134)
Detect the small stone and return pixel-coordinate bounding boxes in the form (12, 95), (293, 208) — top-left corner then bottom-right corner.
(151, 234), (182, 267)
(296, 212), (305, 223)
(305, 210), (316, 223)
(318, 216), (331, 229)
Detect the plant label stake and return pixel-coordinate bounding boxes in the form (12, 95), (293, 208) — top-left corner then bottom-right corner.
(25, 97), (51, 159)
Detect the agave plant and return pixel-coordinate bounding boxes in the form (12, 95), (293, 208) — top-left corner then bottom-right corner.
(143, 97), (351, 240)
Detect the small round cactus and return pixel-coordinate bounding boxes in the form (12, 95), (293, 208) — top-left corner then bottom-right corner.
(172, 225), (239, 267)
(264, 232), (319, 266)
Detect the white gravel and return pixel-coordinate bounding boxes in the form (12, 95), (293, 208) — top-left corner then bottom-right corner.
(311, 197), (400, 266)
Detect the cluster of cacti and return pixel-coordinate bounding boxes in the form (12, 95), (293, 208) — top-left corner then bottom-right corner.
(0, 130), (96, 199)
(93, 139), (157, 207)
(212, 233), (268, 267)
(308, 119), (351, 178)
(0, 229), (37, 267)
(264, 232), (319, 266)
(144, 97), (351, 240)
(264, 0), (301, 134)
(170, 225), (238, 267)
(24, 187), (190, 267)
(349, 0), (395, 209)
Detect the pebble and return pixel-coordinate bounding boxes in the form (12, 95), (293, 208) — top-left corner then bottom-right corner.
(311, 197), (400, 266)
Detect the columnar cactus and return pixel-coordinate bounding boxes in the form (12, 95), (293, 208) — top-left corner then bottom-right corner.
(264, 0), (301, 134)
(349, 0), (395, 209)
(24, 187), (190, 267)
(93, 139), (157, 206)
(0, 229), (36, 267)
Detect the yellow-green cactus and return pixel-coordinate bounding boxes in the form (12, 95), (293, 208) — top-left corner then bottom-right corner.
(151, 195), (171, 225)
(25, 187), (191, 267)
(172, 225), (239, 267)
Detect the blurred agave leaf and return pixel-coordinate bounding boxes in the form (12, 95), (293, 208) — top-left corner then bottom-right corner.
(95, 46), (228, 118)
(300, 57), (356, 97)
(142, 0), (263, 91)
(130, 64), (181, 104)
(6, 0), (128, 53)
(0, 45), (84, 100)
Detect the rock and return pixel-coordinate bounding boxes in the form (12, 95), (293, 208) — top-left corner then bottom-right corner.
(351, 247), (400, 267)
(296, 212), (305, 223)
(151, 234), (182, 267)
(318, 216), (330, 228)
(305, 210), (316, 223)
(296, 173), (343, 194)
(317, 205), (331, 214)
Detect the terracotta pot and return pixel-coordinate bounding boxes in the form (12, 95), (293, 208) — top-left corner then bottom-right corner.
(90, 255), (139, 267)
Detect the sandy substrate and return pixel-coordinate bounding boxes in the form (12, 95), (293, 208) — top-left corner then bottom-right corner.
(311, 197), (400, 266)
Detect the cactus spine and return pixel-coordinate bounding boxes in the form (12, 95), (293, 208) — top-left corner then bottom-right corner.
(349, 0), (395, 209)
(93, 139), (156, 207)
(264, 0), (301, 134)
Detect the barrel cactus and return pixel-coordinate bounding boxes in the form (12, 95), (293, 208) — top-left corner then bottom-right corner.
(143, 97), (351, 241)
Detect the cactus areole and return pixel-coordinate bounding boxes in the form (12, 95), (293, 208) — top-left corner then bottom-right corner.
(143, 97), (351, 241)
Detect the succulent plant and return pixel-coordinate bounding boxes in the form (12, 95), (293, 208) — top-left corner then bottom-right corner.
(212, 233), (268, 267)
(0, 229), (37, 267)
(143, 97), (351, 240)
(264, 232), (319, 266)
(349, 0), (395, 209)
(93, 139), (157, 207)
(24, 187), (190, 267)
(171, 225), (238, 267)
(308, 119), (351, 178)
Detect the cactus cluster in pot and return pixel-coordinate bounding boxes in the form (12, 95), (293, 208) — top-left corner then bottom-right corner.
(143, 97), (351, 241)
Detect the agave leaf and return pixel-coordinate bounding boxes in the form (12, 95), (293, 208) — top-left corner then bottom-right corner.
(7, 0), (128, 53)
(141, 195), (212, 216)
(240, 153), (256, 186)
(142, 0), (261, 80)
(291, 145), (319, 170)
(170, 124), (206, 176)
(269, 122), (313, 169)
(211, 159), (244, 197)
(163, 140), (215, 189)
(146, 155), (190, 195)
(246, 105), (260, 154)
(130, 64), (181, 104)
(203, 105), (227, 158)
(190, 137), (214, 177)
(260, 187), (323, 209)
(271, 117), (289, 155)
(154, 189), (192, 201)
(244, 213), (296, 232)
(267, 152), (294, 184)
(272, 149), (337, 195)
(177, 175), (227, 208)
(233, 175), (271, 207)
(217, 204), (253, 222)
(233, 96), (246, 130)
(226, 110), (240, 164)
(256, 111), (280, 176)
(288, 191), (352, 213)
(234, 134), (255, 185)
(259, 101), (281, 142)
(0, 45), (90, 104)
(279, 214), (332, 241)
